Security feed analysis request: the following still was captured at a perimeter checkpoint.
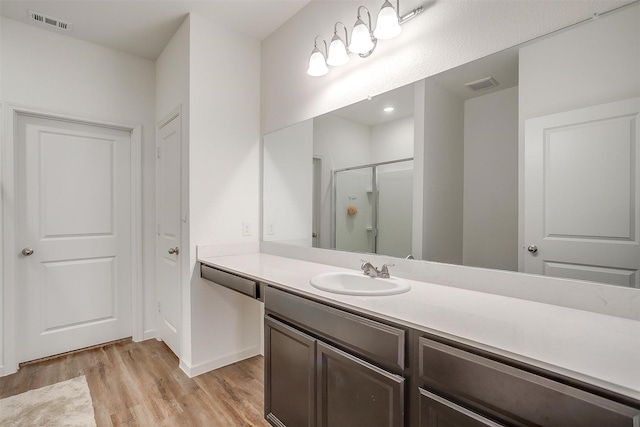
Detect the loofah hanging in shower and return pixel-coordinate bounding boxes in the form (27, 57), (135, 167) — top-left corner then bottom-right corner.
(347, 196), (358, 215)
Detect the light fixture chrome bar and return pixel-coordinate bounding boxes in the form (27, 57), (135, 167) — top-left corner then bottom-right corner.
(399, 6), (424, 24)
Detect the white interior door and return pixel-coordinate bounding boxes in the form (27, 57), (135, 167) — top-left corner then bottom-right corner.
(16, 113), (132, 363)
(524, 98), (640, 287)
(156, 113), (181, 356)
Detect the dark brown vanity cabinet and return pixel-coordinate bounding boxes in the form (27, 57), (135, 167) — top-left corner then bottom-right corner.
(415, 336), (640, 427)
(264, 286), (406, 427)
(200, 262), (640, 427)
(264, 316), (316, 427)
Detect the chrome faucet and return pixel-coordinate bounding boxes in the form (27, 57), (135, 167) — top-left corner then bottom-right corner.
(379, 263), (394, 278)
(360, 261), (395, 278)
(361, 261), (380, 277)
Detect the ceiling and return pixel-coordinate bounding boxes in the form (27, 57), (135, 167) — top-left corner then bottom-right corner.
(0, 0), (310, 60)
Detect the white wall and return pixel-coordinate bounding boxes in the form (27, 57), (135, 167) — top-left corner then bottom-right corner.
(1, 17), (156, 373)
(518, 3), (640, 269)
(370, 116), (414, 164)
(0, 16), (5, 375)
(263, 120), (313, 244)
(261, 1), (627, 135)
(155, 15), (191, 363)
(187, 13), (262, 375)
(463, 87), (518, 271)
(156, 17), (190, 124)
(420, 81), (464, 264)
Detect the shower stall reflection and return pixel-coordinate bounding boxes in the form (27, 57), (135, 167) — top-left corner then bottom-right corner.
(333, 158), (413, 258)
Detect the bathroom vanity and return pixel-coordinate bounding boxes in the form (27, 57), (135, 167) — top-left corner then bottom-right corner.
(198, 250), (640, 427)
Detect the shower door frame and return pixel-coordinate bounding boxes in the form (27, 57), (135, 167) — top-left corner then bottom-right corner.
(332, 157), (413, 254)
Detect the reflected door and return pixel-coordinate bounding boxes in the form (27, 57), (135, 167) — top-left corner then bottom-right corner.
(524, 98), (640, 287)
(16, 114), (132, 362)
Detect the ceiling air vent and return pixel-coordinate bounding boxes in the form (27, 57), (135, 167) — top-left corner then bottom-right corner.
(465, 77), (499, 91)
(28, 10), (72, 32)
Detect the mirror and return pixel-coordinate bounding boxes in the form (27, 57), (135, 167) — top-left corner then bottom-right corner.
(262, 4), (640, 288)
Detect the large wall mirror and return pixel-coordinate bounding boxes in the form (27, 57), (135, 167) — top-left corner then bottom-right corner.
(262, 3), (640, 288)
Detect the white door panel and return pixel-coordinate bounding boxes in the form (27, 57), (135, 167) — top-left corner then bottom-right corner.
(156, 113), (182, 356)
(524, 98), (640, 287)
(17, 114), (132, 362)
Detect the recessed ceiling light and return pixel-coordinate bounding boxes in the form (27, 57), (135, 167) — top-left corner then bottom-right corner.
(384, 107), (394, 112)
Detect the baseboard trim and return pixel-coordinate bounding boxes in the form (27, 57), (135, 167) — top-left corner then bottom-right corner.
(143, 329), (157, 341)
(179, 346), (261, 378)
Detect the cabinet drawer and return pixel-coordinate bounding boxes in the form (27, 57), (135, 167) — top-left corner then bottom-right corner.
(201, 264), (258, 299)
(418, 337), (640, 427)
(264, 286), (405, 373)
(418, 388), (505, 427)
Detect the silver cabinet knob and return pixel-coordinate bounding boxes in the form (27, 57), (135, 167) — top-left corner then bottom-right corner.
(168, 247), (179, 255)
(21, 248), (34, 256)
(527, 245), (538, 254)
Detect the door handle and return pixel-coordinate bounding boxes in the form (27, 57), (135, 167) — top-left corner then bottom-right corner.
(168, 247), (179, 255)
(21, 248), (34, 256)
(527, 245), (538, 254)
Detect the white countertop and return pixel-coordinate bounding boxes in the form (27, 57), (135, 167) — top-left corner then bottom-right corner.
(198, 252), (640, 401)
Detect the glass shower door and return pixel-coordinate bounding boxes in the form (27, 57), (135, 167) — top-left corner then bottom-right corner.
(376, 160), (414, 258)
(334, 167), (374, 253)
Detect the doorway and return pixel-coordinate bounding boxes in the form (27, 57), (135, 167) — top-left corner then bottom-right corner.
(2, 106), (142, 374)
(155, 110), (182, 357)
(15, 113), (134, 363)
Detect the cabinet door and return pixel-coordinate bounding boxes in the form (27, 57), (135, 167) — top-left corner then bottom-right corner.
(317, 341), (404, 427)
(265, 316), (316, 427)
(419, 388), (505, 427)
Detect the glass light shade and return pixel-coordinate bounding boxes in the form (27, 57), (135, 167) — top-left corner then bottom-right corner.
(373, 2), (401, 40)
(349, 20), (375, 54)
(307, 48), (328, 76)
(327, 36), (350, 66)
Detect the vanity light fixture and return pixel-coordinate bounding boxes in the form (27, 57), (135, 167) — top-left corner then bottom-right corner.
(383, 106), (395, 112)
(327, 22), (350, 66)
(307, 36), (329, 77)
(349, 6), (377, 56)
(306, 0), (424, 76)
(374, 0), (402, 40)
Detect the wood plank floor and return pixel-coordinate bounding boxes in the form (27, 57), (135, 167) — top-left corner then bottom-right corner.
(0, 339), (271, 426)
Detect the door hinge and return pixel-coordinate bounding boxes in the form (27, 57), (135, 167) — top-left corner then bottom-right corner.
(157, 301), (161, 313)
(157, 224), (160, 236)
(157, 147), (160, 159)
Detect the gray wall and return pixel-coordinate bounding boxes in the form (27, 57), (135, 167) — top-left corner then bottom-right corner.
(463, 87), (519, 271)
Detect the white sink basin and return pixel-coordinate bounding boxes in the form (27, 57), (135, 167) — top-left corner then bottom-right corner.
(309, 272), (411, 296)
